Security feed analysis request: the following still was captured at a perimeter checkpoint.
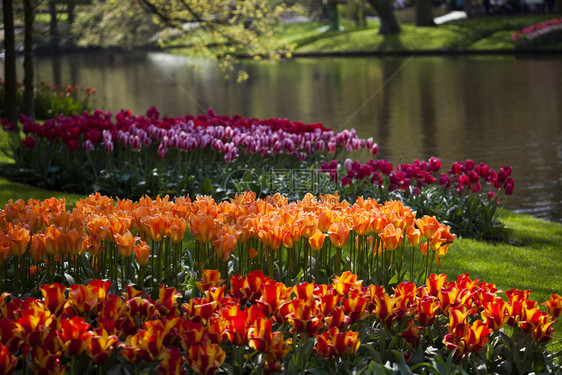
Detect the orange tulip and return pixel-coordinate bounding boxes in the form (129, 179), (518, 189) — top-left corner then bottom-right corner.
(189, 214), (215, 244)
(317, 209), (333, 233)
(378, 223), (403, 251)
(328, 222), (349, 249)
(308, 229), (326, 251)
(351, 212), (371, 236)
(29, 235), (46, 262)
(212, 228), (238, 262)
(370, 213), (387, 235)
(114, 230), (137, 258)
(415, 216), (440, 240)
(166, 216), (187, 243)
(65, 228), (87, 257)
(299, 213), (318, 239)
(406, 225), (421, 247)
(135, 240), (151, 267)
(7, 224), (30, 257)
(43, 225), (64, 258)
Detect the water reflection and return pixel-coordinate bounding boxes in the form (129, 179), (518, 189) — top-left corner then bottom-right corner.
(3, 52), (561, 222)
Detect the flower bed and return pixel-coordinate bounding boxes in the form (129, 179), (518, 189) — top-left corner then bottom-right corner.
(5, 108), (375, 200)
(0, 272), (559, 374)
(321, 158), (514, 239)
(0, 192), (453, 294)
(511, 18), (562, 48)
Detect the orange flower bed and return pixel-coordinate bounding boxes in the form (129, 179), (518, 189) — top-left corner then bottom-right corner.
(0, 192), (454, 291)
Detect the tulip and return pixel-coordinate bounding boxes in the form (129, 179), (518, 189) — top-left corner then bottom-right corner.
(65, 228), (87, 257)
(135, 240), (151, 267)
(196, 269), (225, 293)
(190, 215), (215, 244)
(0, 343), (17, 375)
(416, 295), (440, 326)
(415, 216), (440, 240)
(114, 231), (137, 258)
(400, 319), (421, 347)
(481, 297), (508, 331)
(212, 228), (238, 262)
(314, 327), (360, 359)
(157, 347), (186, 375)
(285, 299), (321, 336)
(308, 229), (326, 251)
(58, 316), (92, 356)
(372, 292), (396, 328)
(543, 294), (562, 318)
(187, 343), (225, 375)
(88, 328), (119, 365)
(40, 282), (67, 316)
(328, 222), (349, 249)
(406, 225), (420, 247)
(332, 271), (362, 295)
(379, 223), (402, 251)
(7, 225), (30, 257)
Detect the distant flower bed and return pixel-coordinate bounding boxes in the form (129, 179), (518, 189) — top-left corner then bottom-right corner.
(4, 107), (375, 200)
(0, 272), (559, 374)
(512, 18), (562, 48)
(18, 107), (375, 162)
(321, 158), (514, 239)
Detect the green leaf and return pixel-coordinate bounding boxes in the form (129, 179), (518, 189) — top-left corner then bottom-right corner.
(392, 350), (414, 375)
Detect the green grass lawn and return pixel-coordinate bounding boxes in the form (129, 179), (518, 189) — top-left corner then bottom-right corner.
(274, 14), (560, 53)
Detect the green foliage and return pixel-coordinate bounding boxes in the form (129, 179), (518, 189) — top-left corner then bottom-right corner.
(72, 0), (161, 48)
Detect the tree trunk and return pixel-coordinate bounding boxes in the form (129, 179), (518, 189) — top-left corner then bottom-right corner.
(367, 0), (401, 34)
(2, 0), (18, 125)
(416, 0), (436, 26)
(555, 0), (562, 13)
(464, 0), (474, 18)
(49, 0), (59, 47)
(67, 2), (76, 25)
(23, 0), (35, 118)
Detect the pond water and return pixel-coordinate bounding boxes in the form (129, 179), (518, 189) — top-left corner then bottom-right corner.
(7, 52), (562, 222)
